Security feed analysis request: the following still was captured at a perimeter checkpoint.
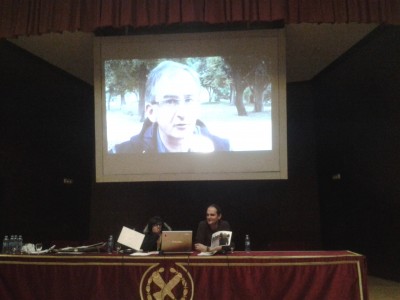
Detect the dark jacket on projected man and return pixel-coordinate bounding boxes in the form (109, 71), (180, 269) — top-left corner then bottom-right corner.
(110, 118), (230, 154)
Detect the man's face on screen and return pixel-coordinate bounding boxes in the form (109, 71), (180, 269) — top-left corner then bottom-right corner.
(151, 70), (201, 143)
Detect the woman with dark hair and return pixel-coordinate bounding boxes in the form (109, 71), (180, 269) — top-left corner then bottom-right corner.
(141, 216), (172, 252)
(194, 204), (232, 253)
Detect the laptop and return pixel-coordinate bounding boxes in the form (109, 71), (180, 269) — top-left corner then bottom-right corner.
(160, 231), (193, 254)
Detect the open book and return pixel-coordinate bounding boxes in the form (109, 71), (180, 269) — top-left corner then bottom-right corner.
(198, 231), (233, 256)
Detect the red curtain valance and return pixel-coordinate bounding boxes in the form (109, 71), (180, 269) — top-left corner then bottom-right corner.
(1, 0), (399, 38)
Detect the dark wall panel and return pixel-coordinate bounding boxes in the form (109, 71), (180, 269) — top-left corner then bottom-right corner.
(314, 25), (400, 281)
(0, 41), (93, 243)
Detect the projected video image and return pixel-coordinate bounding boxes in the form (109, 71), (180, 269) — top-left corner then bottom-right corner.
(95, 30), (287, 182)
(105, 56), (272, 153)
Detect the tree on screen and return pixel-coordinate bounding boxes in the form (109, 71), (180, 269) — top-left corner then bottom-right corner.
(224, 56), (271, 115)
(105, 60), (138, 110)
(190, 57), (231, 103)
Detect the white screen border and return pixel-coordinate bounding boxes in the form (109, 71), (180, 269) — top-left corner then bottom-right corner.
(94, 29), (287, 182)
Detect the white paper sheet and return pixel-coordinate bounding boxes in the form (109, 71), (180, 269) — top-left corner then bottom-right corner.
(117, 226), (145, 251)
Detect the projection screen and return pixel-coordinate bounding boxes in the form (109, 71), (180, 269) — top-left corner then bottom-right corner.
(94, 29), (287, 182)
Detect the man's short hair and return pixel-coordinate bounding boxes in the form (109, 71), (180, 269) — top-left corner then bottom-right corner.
(145, 60), (201, 104)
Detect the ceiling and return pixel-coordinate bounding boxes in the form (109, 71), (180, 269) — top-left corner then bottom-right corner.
(8, 23), (378, 85)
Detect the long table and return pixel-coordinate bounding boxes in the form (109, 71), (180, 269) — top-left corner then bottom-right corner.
(0, 250), (368, 300)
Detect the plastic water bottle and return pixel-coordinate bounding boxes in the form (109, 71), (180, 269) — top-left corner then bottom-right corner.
(2, 235), (9, 254)
(245, 234), (251, 252)
(17, 235), (23, 254)
(107, 235), (114, 254)
(10, 235), (16, 254)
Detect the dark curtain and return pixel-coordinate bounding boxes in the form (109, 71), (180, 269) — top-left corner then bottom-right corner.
(1, 0), (399, 38)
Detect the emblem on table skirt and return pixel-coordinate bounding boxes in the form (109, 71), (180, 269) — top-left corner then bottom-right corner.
(140, 263), (194, 300)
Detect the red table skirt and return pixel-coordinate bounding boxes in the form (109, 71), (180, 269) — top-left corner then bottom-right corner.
(0, 250), (368, 300)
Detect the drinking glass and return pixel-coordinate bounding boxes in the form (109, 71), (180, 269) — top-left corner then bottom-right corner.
(35, 243), (43, 252)
(230, 245), (235, 254)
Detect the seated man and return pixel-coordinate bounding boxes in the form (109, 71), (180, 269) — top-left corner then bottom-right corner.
(194, 204), (233, 253)
(111, 60), (230, 153)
